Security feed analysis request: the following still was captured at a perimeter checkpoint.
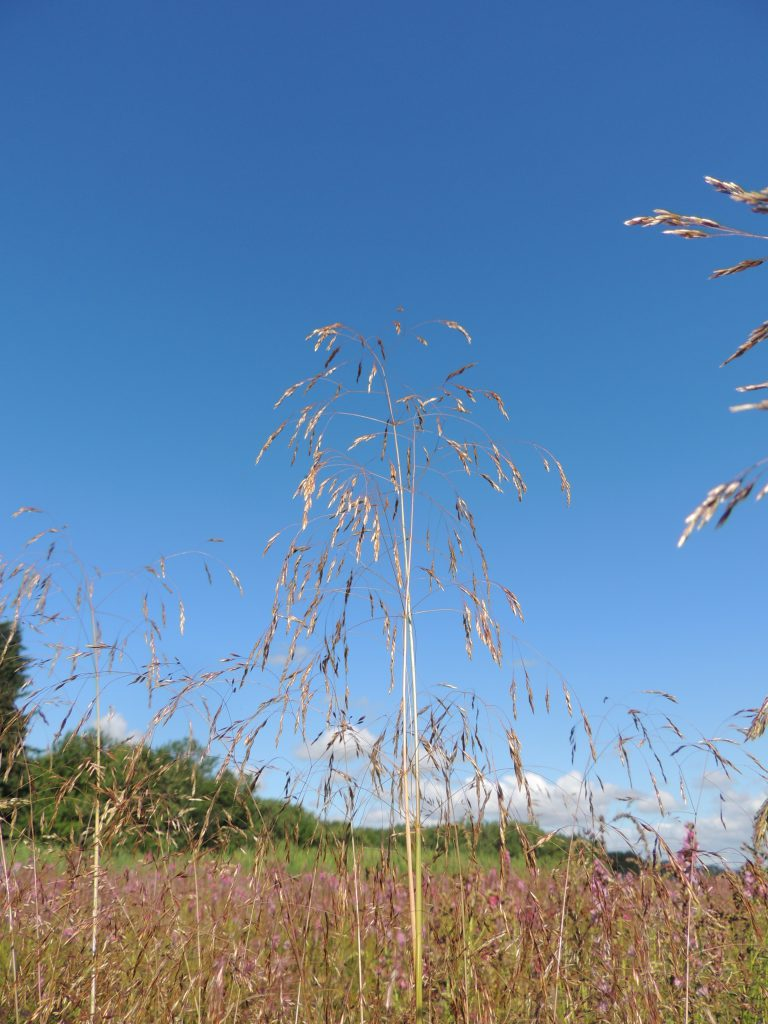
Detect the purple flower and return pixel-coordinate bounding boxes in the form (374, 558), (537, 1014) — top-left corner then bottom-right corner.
(676, 823), (700, 882)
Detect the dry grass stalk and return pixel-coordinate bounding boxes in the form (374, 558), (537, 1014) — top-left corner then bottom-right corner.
(251, 316), (570, 1018)
(628, 175), (768, 758)
(626, 175), (768, 549)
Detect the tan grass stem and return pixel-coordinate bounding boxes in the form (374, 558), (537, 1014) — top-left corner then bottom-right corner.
(0, 825), (20, 1024)
(88, 590), (102, 1024)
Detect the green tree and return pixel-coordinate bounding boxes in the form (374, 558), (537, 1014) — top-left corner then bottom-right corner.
(24, 731), (317, 853)
(0, 620), (29, 809)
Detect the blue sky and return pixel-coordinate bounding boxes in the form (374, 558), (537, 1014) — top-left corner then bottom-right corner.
(2, 2), (767, 856)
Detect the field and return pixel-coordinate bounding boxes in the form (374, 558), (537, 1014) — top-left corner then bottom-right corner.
(2, 838), (768, 1023)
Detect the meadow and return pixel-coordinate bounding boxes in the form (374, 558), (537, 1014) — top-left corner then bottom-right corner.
(3, 836), (768, 1023)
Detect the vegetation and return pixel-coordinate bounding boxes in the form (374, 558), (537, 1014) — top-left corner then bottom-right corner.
(251, 318), (571, 1020)
(2, 847), (767, 1023)
(627, 178), (768, 838)
(8, 730), (581, 874)
(0, 621), (29, 810)
(19, 733), (304, 854)
(626, 177), (768, 554)
(2, 316), (767, 1022)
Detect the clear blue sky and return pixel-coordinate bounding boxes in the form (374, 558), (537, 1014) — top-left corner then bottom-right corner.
(2, 2), (767, 854)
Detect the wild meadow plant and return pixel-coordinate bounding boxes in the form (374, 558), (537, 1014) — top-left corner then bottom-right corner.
(628, 175), (768, 842)
(2, 319), (768, 1022)
(0, 523), (256, 1023)
(249, 316), (572, 1020)
(2, 839), (768, 1022)
(626, 176), (768, 564)
(245, 317), (768, 1020)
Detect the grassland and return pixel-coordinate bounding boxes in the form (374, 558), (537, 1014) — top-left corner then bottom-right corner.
(2, 838), (767, 1023)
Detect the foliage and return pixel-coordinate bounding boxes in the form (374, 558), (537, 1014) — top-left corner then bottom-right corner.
(15, 731), (585, 870)
(18, 733), (316, 853)
(0, 620), (29, 809)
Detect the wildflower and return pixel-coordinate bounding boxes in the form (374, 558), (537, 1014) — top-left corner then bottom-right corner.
(676, 823), (699, 883)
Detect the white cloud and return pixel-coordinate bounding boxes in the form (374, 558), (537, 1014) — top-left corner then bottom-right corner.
(356, 767), (764, 865)
(96, 708), (139, 744)
(295, 725), (378, 763)
(411, 768), (759, 861)
(361, 803), (396, 829)
(442, 770), (598, 828)
(267, 645), (311, 670)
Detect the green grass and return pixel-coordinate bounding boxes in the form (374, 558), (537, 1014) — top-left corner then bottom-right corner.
(4, 817), (580, 880)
